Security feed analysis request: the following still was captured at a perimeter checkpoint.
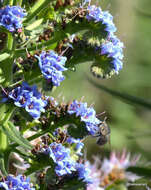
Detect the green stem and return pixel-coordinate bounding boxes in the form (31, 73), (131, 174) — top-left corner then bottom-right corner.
(0, 157), (8, 176)
(17, 0), (22, 6)
(7, 32), (13, 51)
(9, 0), (13, 5)
(0, 131), (8, 152)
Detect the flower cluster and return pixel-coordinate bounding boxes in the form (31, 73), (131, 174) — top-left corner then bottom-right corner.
(66, 137), (84, 156)
(86, 150), (140, 189)
(75, 163), (92, 184)
(43, 142), (91, 183)
(0, 6), (26, 32)
(0, 175), (35, 190)
(68, 100), (101, 135)
(8, 82), (47, 119)
(43, 142), (76, 176)
(100, 34), (124, 73)
(86, 5), (116, 36)
(86, 4), (124, 73)
(36, 51), (67, 86)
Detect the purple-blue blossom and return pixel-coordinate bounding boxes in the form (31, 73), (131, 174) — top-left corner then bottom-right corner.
(0, 175), (35, 190)
(43, 142), (76, 176)
(0, 6), (26, 32)
(66, 137), (84, 156)
(42, 142), (92, 184)
(35, 51), (67, 86)
(68, 100), (101, 135)
(100, 34), (124, 73)
(8, 82), (47, 119)
(75, 163), (92, 184)
(86, 5), (117, 36)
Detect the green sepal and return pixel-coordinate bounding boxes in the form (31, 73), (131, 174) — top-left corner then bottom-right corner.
(60, 176), (86, 190)
(91, 54), (116, 79)
(25, 153), (54, 175)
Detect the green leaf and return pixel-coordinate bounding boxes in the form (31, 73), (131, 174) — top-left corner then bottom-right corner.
(0, 53), (10, 62)
(24, 0), (51, 23)
(87, 78), (151, 110)
(7, 121), (33, 149)
(127, 166), (151, 178)
(25, 153), (54, 175)
(25, 19), (44, 31)
(1, 123), (32, 150)
(0, 68), (5, 83)
(106, 184), (127, 190)
(0, 156), (8, 176)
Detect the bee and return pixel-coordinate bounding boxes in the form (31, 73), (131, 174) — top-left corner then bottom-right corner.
(94, 117), (110, 146)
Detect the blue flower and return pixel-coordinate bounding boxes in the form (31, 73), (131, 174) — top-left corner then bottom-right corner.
(86, 5), (116, 36)
(0, 6), (26, 32)
(86, 5), (103, 22)
(35, 51), (67, 86)
(75, 163), (92, 184)
(8, 82), (47, 119)
(43, 142), (76, 176)
(68, 100), (101, 135)
(100, 34), (124, 73)
(66, 137), (84, 156)
(0, 175), (35, 190)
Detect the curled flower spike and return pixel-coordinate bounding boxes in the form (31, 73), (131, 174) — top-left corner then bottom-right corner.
(0, 175), (35, 190)
(100, 34), (124, 73)
(85, 4), (124, 77)
(86, 5), (117, 36)
(35, 51), (67, 87)
(0, 6), (26, 32)
(68, 100), (101, 135)
(8, 82), (47, 119)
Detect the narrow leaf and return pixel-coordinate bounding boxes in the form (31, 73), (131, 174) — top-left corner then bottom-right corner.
(1, 124), (32, 150)
(0, 53), (10, 62)
(127, 166), (151, 178)
(25, 19), (43, 31)
(24, 0), (51, 23)
(7, 121), (32, 149)
(0, 156), (8, 176)
(87, 77), (151, 110)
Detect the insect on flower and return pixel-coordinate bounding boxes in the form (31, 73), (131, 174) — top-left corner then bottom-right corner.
(94, 117), (110, 146)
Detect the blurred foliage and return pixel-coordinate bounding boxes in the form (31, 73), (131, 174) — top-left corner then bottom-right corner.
(51, 0), (151, 163)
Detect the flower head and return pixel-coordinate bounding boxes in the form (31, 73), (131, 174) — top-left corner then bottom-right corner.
(86, 150), (140, 189)
(0, 6), (26, 32)
(8, 82), (47, 119)
(75, 163), (92, 184)
(68, 100), (101, 135)
(43, 142), (76, 176)
(86, 5), (116, 36)
(100, 34), (124, 73)
(0, 174), (35, 190)
(36, 51), (67, 86)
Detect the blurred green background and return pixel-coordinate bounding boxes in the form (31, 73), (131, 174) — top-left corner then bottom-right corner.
(51, 0), (151, 160)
